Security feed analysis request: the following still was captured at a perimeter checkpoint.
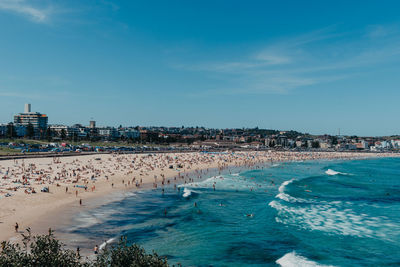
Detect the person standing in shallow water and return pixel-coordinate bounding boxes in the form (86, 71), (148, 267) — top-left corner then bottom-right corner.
(94, 245), (99, 254)
(15, 222), (18, 233)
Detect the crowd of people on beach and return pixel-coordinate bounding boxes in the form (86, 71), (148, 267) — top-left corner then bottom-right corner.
(0, 151), (396, 200)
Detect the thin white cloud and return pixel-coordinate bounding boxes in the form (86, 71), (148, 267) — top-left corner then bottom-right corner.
(254, 52), (291, 65)
(366, 24), (398, 39)
(176, 25), (400, 96)
(0, 0), (50, 22)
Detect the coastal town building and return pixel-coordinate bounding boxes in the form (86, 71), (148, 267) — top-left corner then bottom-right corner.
(49, 122), (98, 139)
(98, 127), (120, 139)
(0, 124), (7, 137)
(118, 128), (140, 139)
(1, 104), (399, 152)
(89, 121), (96, 129)
(319, 141), (331, 149)
(13, 104), (48, 131)
(49, 125), (69, 137)
(391, 140), (400, 149)
(14, 125), (27, 137)
(0, 123), (27, 138)
(71, 124), (90, 138)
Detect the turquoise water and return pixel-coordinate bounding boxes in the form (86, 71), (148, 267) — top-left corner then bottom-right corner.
(63, 158), (400, 266)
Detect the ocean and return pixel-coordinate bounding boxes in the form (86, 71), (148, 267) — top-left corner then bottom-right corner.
(59, 157), (400, 266)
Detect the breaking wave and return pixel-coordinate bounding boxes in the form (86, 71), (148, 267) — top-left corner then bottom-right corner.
(276, 251), (335, 267)
(270, 178), (399, 239)
(99, 237), (116, 250)
(182, 188), (193, 198)
(325, 169), (350, 176)
(268, 200), (396, 238)
(179, 174), (270, 192)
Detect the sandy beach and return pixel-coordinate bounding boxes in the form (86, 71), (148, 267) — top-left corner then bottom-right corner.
(0, 151), (397, 243)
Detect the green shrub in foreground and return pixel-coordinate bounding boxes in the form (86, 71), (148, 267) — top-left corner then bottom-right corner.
(0, 228), (169, 267)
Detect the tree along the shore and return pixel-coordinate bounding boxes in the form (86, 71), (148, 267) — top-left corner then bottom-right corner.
(0, 228), (170, 267)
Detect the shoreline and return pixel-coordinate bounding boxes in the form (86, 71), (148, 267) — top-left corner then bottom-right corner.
(32, 164), (241, 257)
(0, 151), (263, 243)
(1, 151), (398, 245)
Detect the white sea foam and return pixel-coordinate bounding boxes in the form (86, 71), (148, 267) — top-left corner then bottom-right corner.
(99, 237), (116, 250)
(179, 176), (223, 189)
(276, 192), (306, 203)
(276, 251), (335, 267)
(268, 200), (396, 239)
(179, 174), (265, 192)
(325, 169), (351, 176)
(123, 191), (137, 198)
(68, 213), (102, 230)
(182, 187), (192, 198)
(275, 179), (310, 203)
(275, 179), (347, 205)
(279, 179), (294, 193)
(325, 169), (340, 175)
(67, 208), (119, 231)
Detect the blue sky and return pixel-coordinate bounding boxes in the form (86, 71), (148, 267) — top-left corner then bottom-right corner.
(0, 0), (399, 136)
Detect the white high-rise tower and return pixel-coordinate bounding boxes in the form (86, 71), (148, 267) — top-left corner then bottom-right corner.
(24, 103), (31, 113)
